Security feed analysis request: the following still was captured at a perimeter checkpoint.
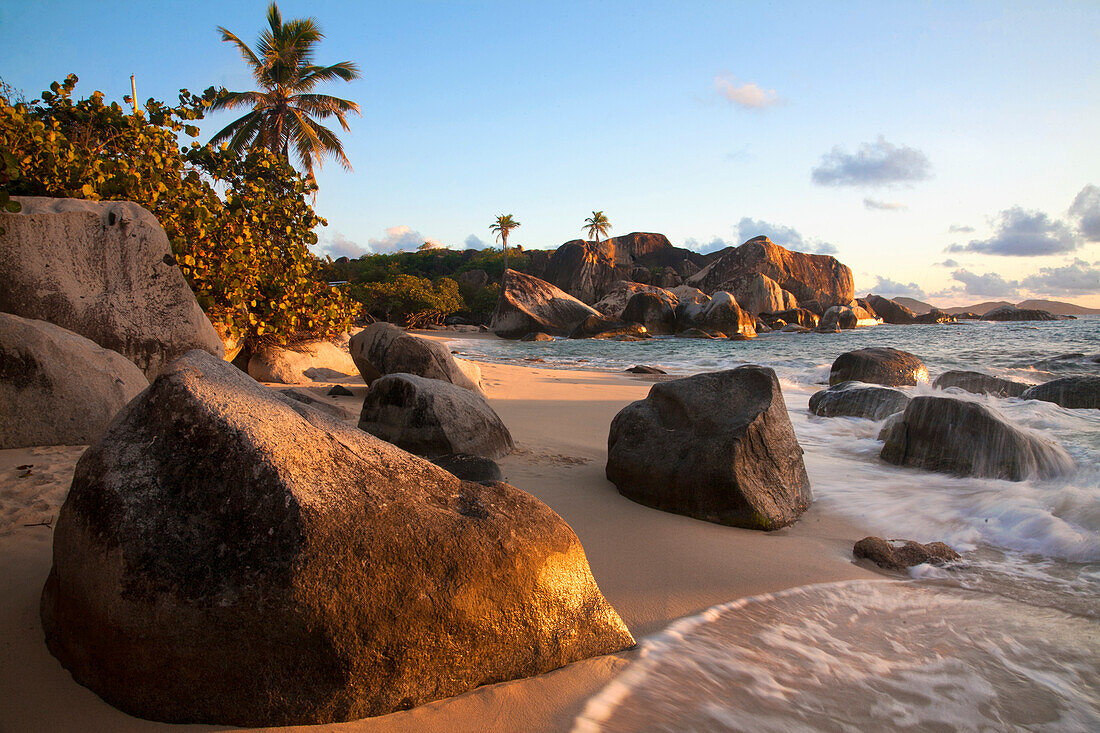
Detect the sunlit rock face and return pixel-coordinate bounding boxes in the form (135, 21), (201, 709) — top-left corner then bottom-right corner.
(0, 197), (223, 378)
(821, 304), (879, 330)
(349, 322), (482, 392)
(933, 370), (1029, 398)
(865, 294), (917, 324)
(808, 382), (911, 421)
(606, 366), (811, 530)
(41, 350), (633, 726)
(594, 281), (677, 320)
(718, 271), (798, 316)
(879, 396), (1074, 481)
(829, 347), (929, 387)
(1021, 376), (1100, 409)
(694, 291), (756, 338)
(687, 236), (854, 308)
(490, 269), (600, 338)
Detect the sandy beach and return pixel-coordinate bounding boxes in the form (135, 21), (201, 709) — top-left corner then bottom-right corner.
(1, 347), (881, 733)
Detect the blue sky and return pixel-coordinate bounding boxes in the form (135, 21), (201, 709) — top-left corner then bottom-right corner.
(3, 1), (1098, 306)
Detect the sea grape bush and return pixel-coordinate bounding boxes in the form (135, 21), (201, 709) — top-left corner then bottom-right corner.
(0, 75), (358, 348)
(352, 274), (464, 328)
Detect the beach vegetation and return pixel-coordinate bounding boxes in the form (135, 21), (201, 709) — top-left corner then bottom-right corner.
(210, 2), (361, 179)
(489, 214), (521, 276)
(351, 274), (464, 328)
(0, 74), (359, 349)
(584, 210), (612, 245)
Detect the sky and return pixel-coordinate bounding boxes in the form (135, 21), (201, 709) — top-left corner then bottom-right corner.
(2, 1), (1098, 307)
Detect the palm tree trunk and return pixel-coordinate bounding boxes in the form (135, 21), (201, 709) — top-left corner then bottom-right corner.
(501, 233), (509, 289)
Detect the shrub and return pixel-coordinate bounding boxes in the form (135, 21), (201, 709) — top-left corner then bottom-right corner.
(352, 275), (464, 328)
(0, 75), (358, 348)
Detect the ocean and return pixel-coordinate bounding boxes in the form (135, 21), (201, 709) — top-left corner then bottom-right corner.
(448, 317), (1100, 731)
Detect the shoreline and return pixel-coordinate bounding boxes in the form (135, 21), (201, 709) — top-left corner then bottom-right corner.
(0, 348), (881, 733)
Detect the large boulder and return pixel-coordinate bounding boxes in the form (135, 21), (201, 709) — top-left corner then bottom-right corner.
(821, 304), (878, 330)
(687, 236), (854, 307)
(830, 348), (929, 387)
(933, 370), (1030, 398)
(621, 292), (677, 334)
(0, 197), (224, 378)
(543, 233), (701, 304)
(981, 306), (1061, 322)
(489, 270), (600, 338)
(1021, 377), (1100, 409)
(0, 313), (147, 449)
(879, 396), (1073, 481)
(359, 373), (514, 459)
(695, 291), (756, 338)
(913, 308), (957, 324)
(606, 366), (812, 530)
(764, 308), (819, 329)
(593, 281), (677, 320)
(864, 294), (916, 324)
(568, 314), (650, 340)
(808, 382), (911, 421)
(247, 339), (358, 384)
(669, 285), (711, 328)
(41, 351), (631, 726)
(719, 272), (798, 316)
(349, 323), (482, 392)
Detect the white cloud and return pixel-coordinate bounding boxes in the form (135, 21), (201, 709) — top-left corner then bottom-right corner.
(951, 269), (1020, 297)
(683, 236), (733, 254)
(949, 207), (1079, 257)
(1068, 184), (1100, 242)
(870, 276), (926, 299)
(1020, 259), (1100, 295)
(811, 136), (932, 187)
(315, 230), (369, 259)
(714, 73), (781, 109)
(366, 225), (437, 254)
(863, 198), (907, 211)
(464, 234), (490, 249)
(948, 224), (975, 234)
(735, 217), (838, 255)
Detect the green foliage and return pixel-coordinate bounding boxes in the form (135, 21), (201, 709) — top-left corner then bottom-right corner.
(0, 75), (358, 348)
(352, 274), (464, 328)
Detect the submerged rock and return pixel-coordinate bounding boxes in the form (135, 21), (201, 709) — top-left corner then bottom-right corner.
(626, 365), (667, 374)
(864, 295), (917, 324)
(349, 322), (482, 392)
(519, 331), (554, 342)
(41, 351), (631, 726)
(1021, 377), (1100, 409)
(0, 197), (223, 378)
(879, 396), (1074, 481)
(853, 537), (961, 571)
(359, 373), (514, 459)
(830, 348), (929, 387)
(490, 269), (601, 338)
(808, 382), (911, 421)
(933, 370), (1029, 398)
(606, 366), (812, 530)
(0, 313), (147, 449)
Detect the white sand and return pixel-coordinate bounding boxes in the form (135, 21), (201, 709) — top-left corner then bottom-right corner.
(0, 347), (880, 732)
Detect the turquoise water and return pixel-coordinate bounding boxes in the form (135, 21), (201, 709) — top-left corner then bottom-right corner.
(447, 318), (1100, 731)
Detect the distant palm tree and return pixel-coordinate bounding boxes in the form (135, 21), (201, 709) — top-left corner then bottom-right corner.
(210, 2), (361, 178)
(490, 214), (521, 283)
(584, 211), (612, 245)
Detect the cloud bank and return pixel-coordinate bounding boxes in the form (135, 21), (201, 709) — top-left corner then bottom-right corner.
(1069, 184), (1100, 242)
(714, 73), (781, 109)
(948, 207), (1079, 256)
(811, 136), (932, 187)
(367, 225), (441, 254)
(870, 276), (927, 299)
(950, 269), (1020, 298)
(736, 217), (838, 254)
(464, 234), (490, 249)
(1020, 259), (1100, 295)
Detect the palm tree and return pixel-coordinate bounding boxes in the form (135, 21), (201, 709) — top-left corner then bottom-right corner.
(584, 211), (612, 245)
(210, 2), (361, 179)
(490, 214), (521, 283)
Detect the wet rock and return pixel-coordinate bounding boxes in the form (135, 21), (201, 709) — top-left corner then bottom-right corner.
(912, 308), (956, 324)
(0, 197), (223, 378)
(766, 308), (820, 329)
(754, 318), (772, 333)
(808, 382), (911, 420)
(821, 304), (878, 330)
(1021, 377), (1100, 409)
(687, 235), (854, 307)
(0, 313), (147, 449)
(359, 373), (514, 459)
(677, 328), (719, 339)
(349, 322), (483, 392)
(569, 314), (650, 340)
(933, 370), (1029, 398)
(864, 295), (916, 324)
(830, 348), (929, 387)
(429, 453), (503, 483)
(520, 332), (554, 342)
(853, 537), (961, 571)
(41, 350), (632, 725)
(626, 365), (667, 374)
(621, 292), (677, 335)
(879, 396), (1074, 480)
(489, 270), (600, 338)
(606, 366), (812, 530)
(781, 324), (811, 334)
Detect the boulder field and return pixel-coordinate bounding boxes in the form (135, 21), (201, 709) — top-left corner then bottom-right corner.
(606, 366), (811, 530)
(490, 269), (600, 338)
(349, 322), (483, 392)
(41, 350), (632, 726)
